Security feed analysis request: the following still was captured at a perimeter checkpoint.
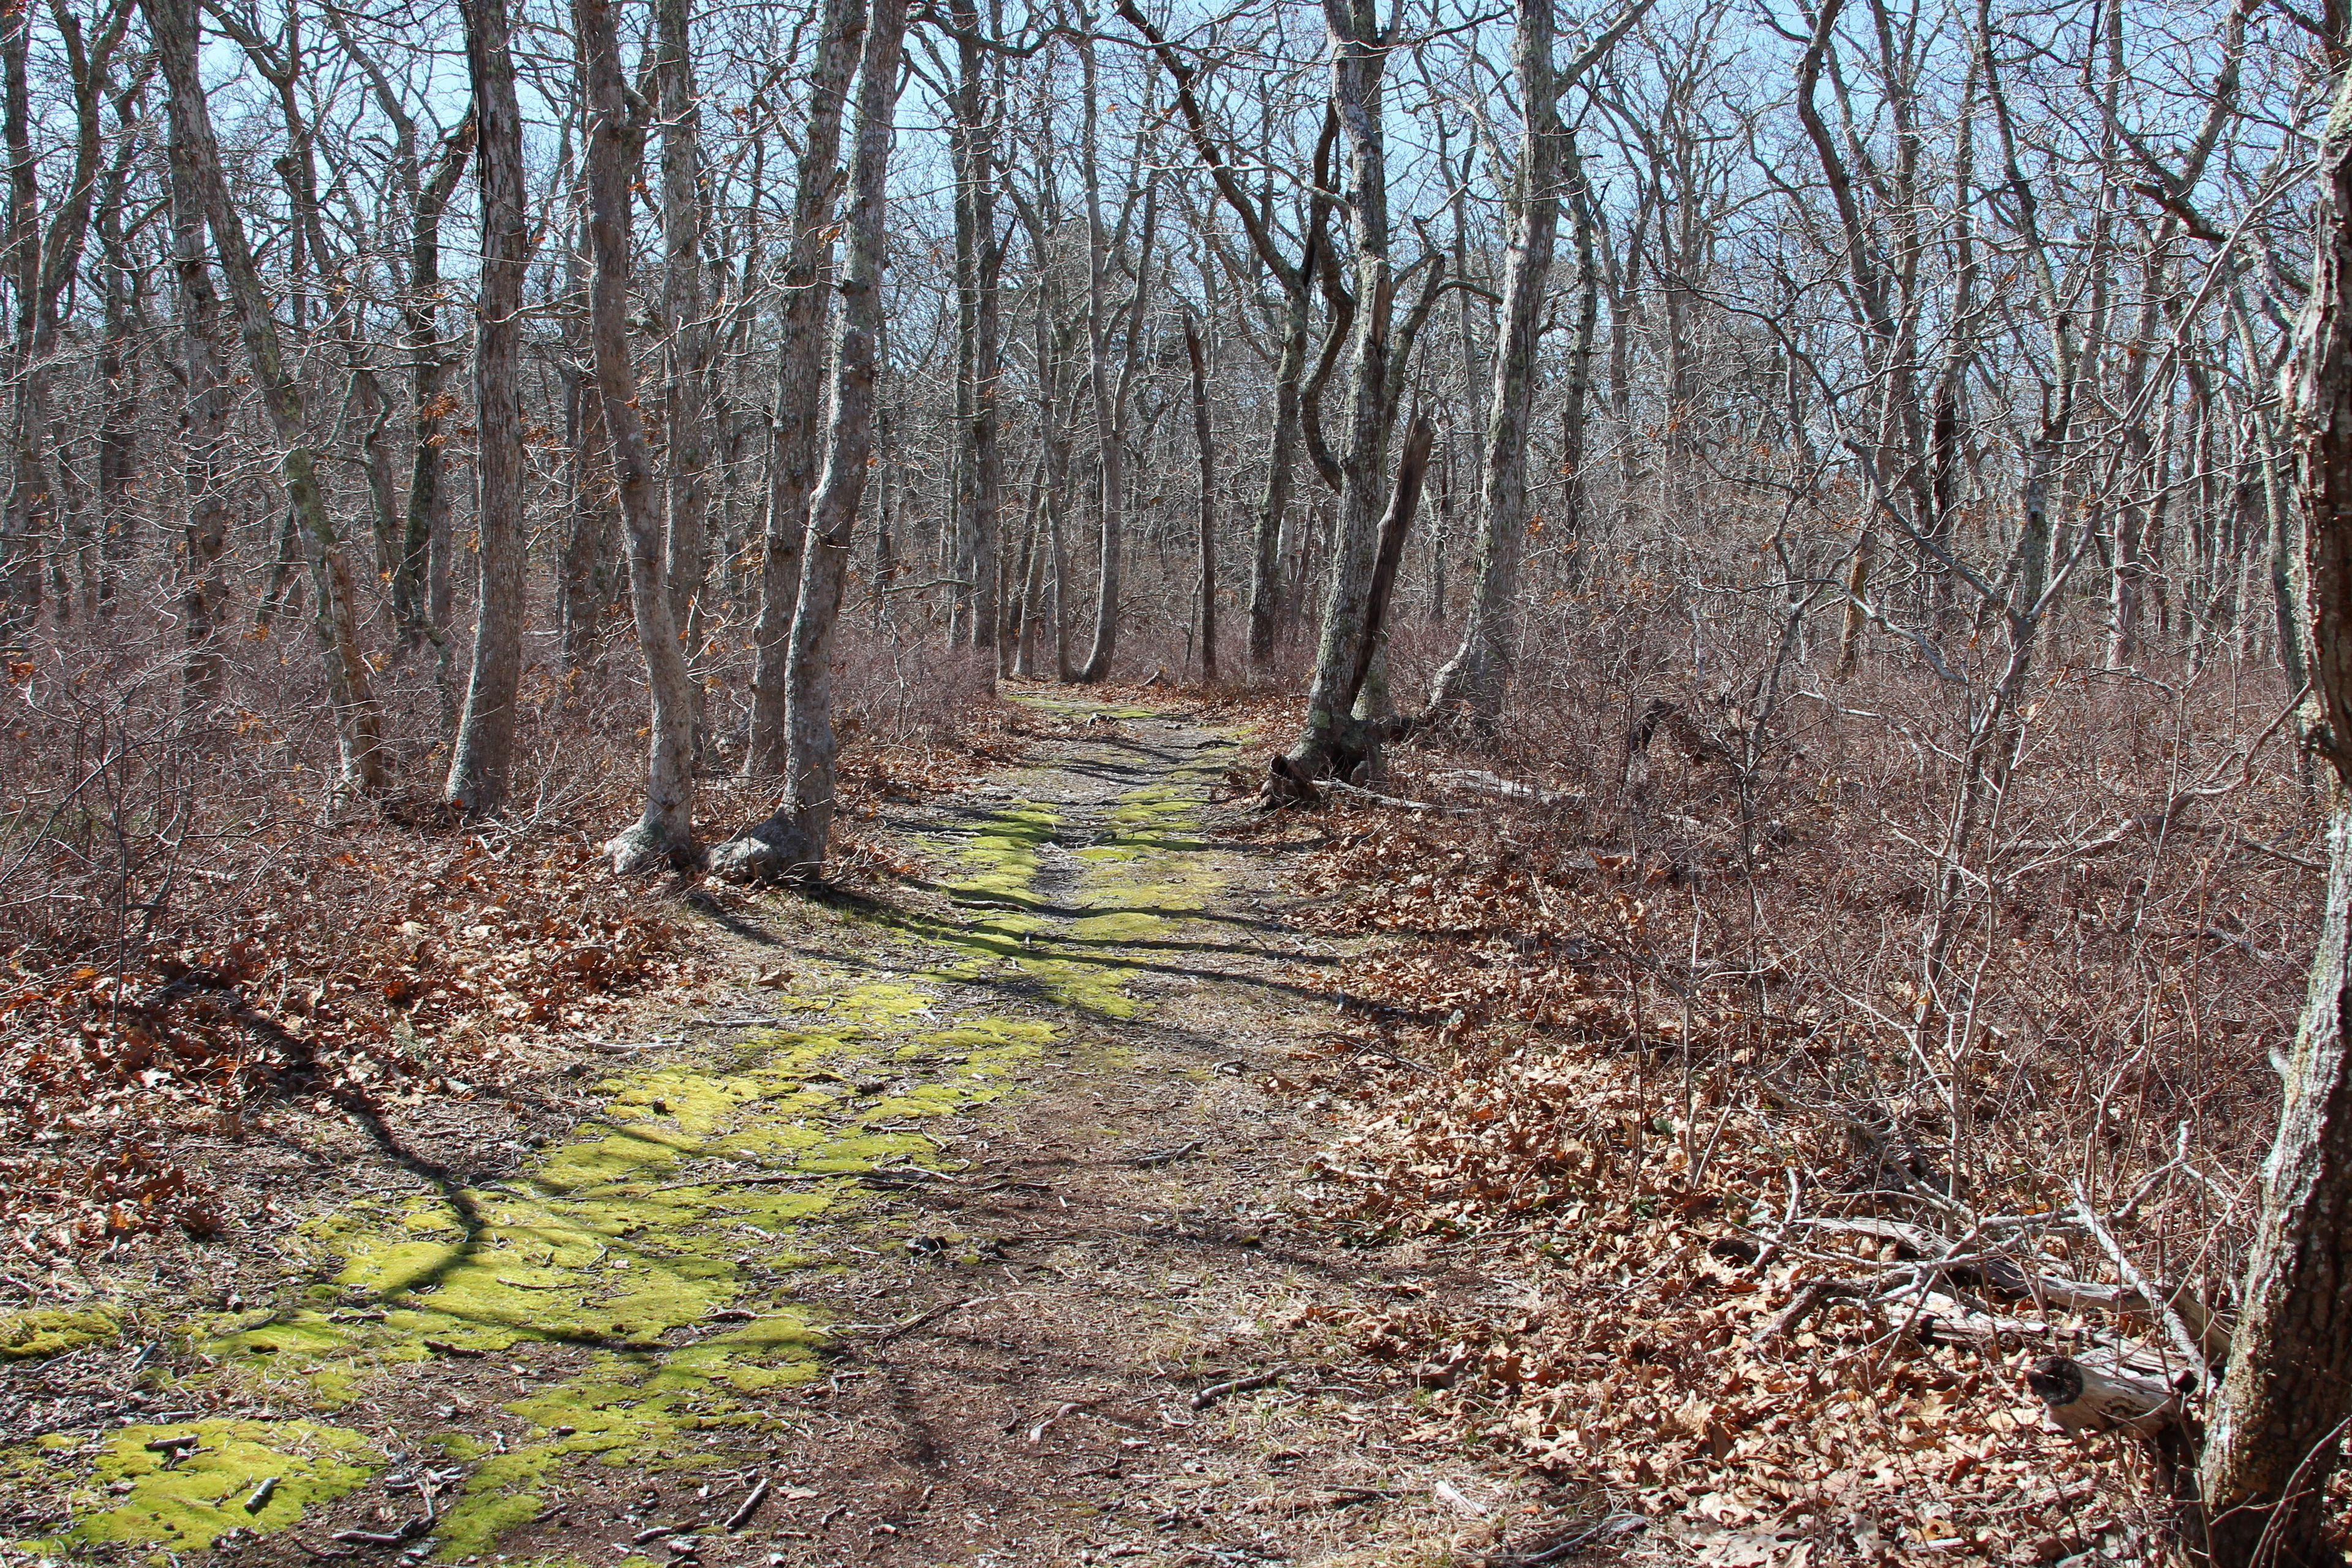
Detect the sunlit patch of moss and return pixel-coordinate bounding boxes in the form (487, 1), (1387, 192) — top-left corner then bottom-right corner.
(23, 699), (1239, 1564)
(0, 1305), (119, 1361)
(17, 1419), (376, 1551)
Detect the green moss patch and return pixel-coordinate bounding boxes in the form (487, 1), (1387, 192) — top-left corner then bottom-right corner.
(7, 699), (1238, 1564)
(0, 1305), (119, 1361)
(21, 1419), (376, 1550)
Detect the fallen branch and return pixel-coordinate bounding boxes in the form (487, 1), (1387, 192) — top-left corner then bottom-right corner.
(2027, 1354), (2185, 1438)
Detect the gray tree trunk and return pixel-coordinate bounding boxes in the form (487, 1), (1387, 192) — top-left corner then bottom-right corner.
(1074, 22), (1153, 685)
(747, 0), (861, 774)
(577, 0), (696, 873)
(445, 0), (529, 815)
(558, 214), (619, 674)
(2198, 61), (2352, 1568)
(397, 124), (474, 649)
(1185, 311), (1218, 682)
(1293, 0), (1396, 771)
(657, 0), (712, 761)
(163, 70), (230, 706)
(1428, 0), (1557, 726)
(710, 0), (905, 881)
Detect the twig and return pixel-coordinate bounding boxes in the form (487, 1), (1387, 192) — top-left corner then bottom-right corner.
(854, 1295), (992, 1344)
(1191, 1365), (1295, 1410)
(723, 1478), (771, 1531)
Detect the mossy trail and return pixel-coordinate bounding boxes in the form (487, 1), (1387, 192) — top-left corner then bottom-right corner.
(6, 696), (1400, 1567)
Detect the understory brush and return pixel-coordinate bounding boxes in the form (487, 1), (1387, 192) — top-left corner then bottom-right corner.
(1263, 600), (2320, 1564)
(0, 610), (1015, 1261)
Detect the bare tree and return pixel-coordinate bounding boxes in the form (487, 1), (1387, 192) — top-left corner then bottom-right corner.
(711, 0), (907, 881)
(747, 0), (864, 775)
(577, 0), (696, 872)
(143, 0), (388, 798)
(2195, 59), (2352, 1568)
(445, 0), (529, 815)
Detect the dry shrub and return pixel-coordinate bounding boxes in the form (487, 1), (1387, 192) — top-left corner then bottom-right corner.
(1265, 575), (2317, 1562)
(0, 600), (1014, 1261)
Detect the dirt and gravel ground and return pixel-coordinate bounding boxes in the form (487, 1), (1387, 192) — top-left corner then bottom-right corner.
(1, 699), (1592, 1568)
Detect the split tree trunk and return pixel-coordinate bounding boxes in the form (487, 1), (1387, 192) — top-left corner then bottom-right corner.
(747, 0), (862, 774)
(576, 0), (696, 873)
(445, 0), (529, 815)
(657, 0), (712, 762)
(1293, 0), (1398, 772)
(709, 0), (905, 881)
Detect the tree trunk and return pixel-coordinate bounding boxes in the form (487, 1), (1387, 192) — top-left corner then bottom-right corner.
(558, 217), (618, 674)
(576, 0), (696, 873)
(2198, 61), (2352, 1568)
(143, 0), (389, 797)
(445, 0), (529, 815)
(397, 123), (474, 649)
(955, 0), (1003, 676)
(1, 2), (42, 633)
(709, 0), (904, 881)
(747, 0), (861, 774)
(1428, 0), (1556, 726)
(164, 67), (230, 706)
(1074, 26), (1154, 685)
(1292, 0), (1396, 772)
(657, 0), (712, 761)
(1185, 311), (1218, 683)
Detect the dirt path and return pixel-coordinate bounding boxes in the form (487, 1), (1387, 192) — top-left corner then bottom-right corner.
(2, 699), (1535, 1568)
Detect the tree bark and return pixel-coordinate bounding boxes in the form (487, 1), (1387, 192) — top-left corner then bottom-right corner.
(397, 123), (475, 649)
(1428, 0), (1557, 726)
(1074, 21), (1154, 685)
(162, 60), (229, 706)
(1185, 311), (1218, 682)
(2198, 63), (2352, 1568)
(656, 0), (712, 761)
(710, 0), (905, 881)
(576, 0), (696, 873)
(143, 0), (389, 797)
(445, 0), (529, 815)
(747, 0), (862, 774)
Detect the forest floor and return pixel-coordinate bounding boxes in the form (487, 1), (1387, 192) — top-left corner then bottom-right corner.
(0, 696), (1584, 1568)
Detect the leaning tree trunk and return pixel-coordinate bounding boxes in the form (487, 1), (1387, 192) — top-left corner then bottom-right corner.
(143, 0), (389, 798)
(445, 0), (528, 815)
(577, 0), (696, 873)
(747, 0), (862, 774)
(1428, 0), (1557, 728)
(2197, 61), (2352, 1568)
(708, 0), (903, 882)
